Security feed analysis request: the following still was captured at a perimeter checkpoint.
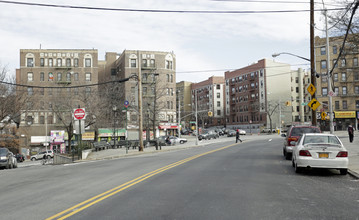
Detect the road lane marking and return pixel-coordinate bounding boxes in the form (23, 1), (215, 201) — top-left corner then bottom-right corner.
(46, 144), (236, 220)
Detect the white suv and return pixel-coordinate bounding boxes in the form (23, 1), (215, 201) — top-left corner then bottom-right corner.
(31, 150), (54, 161)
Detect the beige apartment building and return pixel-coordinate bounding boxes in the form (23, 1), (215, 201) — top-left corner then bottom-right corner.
(225, 59), (292, 133)
(191, 76), (225, 129)
(99, 50), (177, 137)
(176, 81), (192, 131)
(315, 35), (359, 130)
(290, 68), (312, 123)
(17, 49), (99, 153)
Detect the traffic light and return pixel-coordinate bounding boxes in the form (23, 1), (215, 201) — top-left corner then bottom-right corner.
(208, 111), (213, 117)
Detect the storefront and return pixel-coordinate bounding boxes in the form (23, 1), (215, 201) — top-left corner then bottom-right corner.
(97, 128), (126, 142)
(334, 111), (357, 131)
(158, 123), (179, 136)
(50, 130), (66, 154)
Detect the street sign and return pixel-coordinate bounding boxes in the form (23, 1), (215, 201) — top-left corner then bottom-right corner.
(328, 91), (336, 97)
(74, 108), (86, 120)
(307, 83), (316, 96)
(308, 98), (321, 111)
(124, 100), (129, 108)
(301, 102), (308, 106)
(321, 112), (327, 120)
(208, 111), (213, 117)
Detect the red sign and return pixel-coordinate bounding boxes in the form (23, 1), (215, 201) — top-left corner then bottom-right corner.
(74, 108), (86, 120)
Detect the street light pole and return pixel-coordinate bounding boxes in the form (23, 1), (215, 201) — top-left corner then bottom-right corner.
(137, 51), (144, 151)
(178, 93), (181, 138)
(195, 90), (198, 145)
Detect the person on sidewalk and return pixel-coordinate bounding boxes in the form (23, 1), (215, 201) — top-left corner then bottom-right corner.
(236, 129), (242, 143)
(348, 125), (354, 143)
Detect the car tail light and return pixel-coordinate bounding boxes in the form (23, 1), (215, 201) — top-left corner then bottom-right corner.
(299, 150), (311, 156)
(336, 151), (348, 157)
(288, 137), (297, 146)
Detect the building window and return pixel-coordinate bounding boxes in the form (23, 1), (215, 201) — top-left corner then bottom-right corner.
(57, 58), (62, 67)
(57, 73), (62, 81)
(170, 88), (173, 96)
(49, 58), (53, 67)
(40, 72), (44, 81)
(85, 87), (91, 95)
(85, 73), (91, 81)
(334, 87), (339, 95)
(166, 60), (173, 69)
(333, 45), (337, 54)
(130, 59), (136, 68)
(323, 101), (328, 110)
(74, 73), (79, 81)
(47, 115), (53, 124)
(354, 58), (358, 67)
(27, 58), (34, 67)
(27, 87), (33, 95)
(170, 74), (173, 83)
(321, 60), (327, 69)
(333, 59), (338, 68)
(217, 93), (220, 98)
(343, 86), (347, 95)
(341, 59), (346, 67)
(27, 72), (33, 81)
(343, 100), (348, 109)
(66, 58), (71, 67)
(356, 100), (359, 109)
(355, 72), (359, 81)
(40, 88), (44, 95)
(40, 58), (44, 67)
(167, 88), (170, 95)
(217, 110), (221, 116)
(73, 88), (78, 95)
(342, 73), (346, 82)
(66, 72), (71, 81)
(320, 46), (326, 55)
(39, 116), (45, 124)
(74, 58), (79, 67)
(167, 101), (170, 109)
(85, 58), (91, 67)
(217, 101), (220, 107)
(322, 88), (328, 96)
(166, 74), (169, 82)
(333, 73), (338, 82)
(48, 88), (52, 96)
(296, 87), (299, 93)
(335, 101), (340, 110)
(143, 87), (147, 95)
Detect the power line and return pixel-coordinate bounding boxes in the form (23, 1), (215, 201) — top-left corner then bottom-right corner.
(0, 0), (345, 14)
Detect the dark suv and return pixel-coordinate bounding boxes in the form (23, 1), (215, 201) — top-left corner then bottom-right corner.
(282, 125), (321, 160)
(198, 130), (219, 140)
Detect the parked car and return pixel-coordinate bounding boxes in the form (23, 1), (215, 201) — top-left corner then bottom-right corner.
(282, 125), (321, 160)
(169, 136), (188, 144)
(31, 150), (54, 161)
(0, 148), (14, 169)
(238, 129), (246, 135)
(10, 152), (17, 168)
(292, 133), (348, 175)
(261, 128), (276, 133)
(15, 153), (25, 162)
(198, 130), (219, 140)
(227, 130), (236, 137)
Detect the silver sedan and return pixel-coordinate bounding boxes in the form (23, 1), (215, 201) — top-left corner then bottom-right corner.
(292, 133), (349, 175)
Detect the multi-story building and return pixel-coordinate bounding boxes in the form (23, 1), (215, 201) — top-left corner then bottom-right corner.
(290, 68), (312, 123)
(191, 76), (225, 128)
(176, 81), (192, 131)
(315, 35), (359, 130)
(224, 59), (292, 133)
(99, 50), (177, 137)
(17, 49), (99, 153)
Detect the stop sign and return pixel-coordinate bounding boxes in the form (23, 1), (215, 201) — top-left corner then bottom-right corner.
(74, 108), (86, 120)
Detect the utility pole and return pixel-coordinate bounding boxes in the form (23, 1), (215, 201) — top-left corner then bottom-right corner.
(324, 8), (334, 134)
(310, 0), (317, 126)
(195, 90), (198, 145)
(137, 51), (144, 151)
(178, 94), (181, 138)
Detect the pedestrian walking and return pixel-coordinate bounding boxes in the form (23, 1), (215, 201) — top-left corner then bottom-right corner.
(236, 129), (242, 143)
(348, 125), (354, 143)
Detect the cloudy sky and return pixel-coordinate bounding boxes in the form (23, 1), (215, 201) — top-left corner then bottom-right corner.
(0, 0), (344, 82)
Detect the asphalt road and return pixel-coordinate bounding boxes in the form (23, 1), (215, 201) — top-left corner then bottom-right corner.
(1, 137), (359, 220)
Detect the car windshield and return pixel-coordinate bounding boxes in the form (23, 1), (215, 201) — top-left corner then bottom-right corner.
(303, 135), (341, 145)
(0, 148), (7, 155)
(291, 127), (320, 136)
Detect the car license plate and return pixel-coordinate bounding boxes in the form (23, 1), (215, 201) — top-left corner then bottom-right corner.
(319, 153), (329, 158)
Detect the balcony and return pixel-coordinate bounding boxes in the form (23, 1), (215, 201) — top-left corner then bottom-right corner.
(141, 64), (156, 70)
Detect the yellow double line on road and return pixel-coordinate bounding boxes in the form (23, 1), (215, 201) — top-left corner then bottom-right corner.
(47, 144), (235, 220)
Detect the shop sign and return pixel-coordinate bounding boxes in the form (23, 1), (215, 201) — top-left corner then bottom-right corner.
(98, 128), (126, 137)
(82, 131), (95, 140)
(334, 111), (355, 118)
(51, 130), (65, 142)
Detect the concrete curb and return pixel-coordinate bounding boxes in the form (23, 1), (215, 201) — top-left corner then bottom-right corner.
(348, 169), (359, 179)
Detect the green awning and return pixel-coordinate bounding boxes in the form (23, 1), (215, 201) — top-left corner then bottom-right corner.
(98, 128), (126, 137)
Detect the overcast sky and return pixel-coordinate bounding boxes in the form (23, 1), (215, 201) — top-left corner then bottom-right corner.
(0, 0), (344, 82)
